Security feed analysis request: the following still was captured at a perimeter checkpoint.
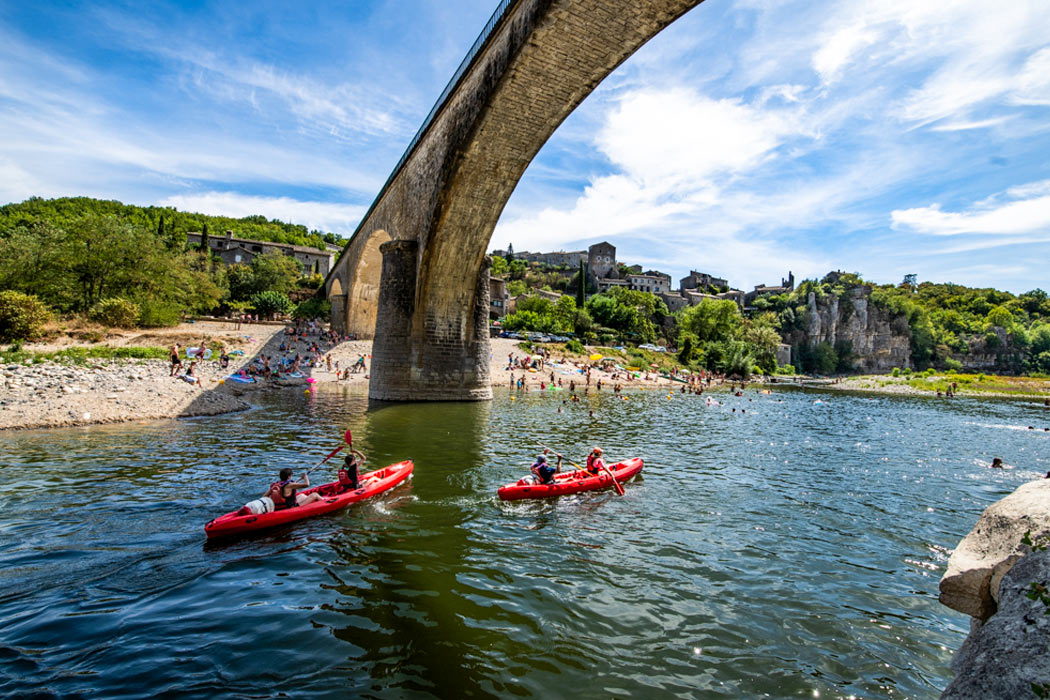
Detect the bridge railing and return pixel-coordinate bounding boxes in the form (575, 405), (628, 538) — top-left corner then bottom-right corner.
(328, 0), (518, 281)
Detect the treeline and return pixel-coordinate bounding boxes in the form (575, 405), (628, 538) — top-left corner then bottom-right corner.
(754, 272), (1050, 374)
(500, 286), (778, 377)
(498, 266), (1050, 378)
(0, 197), (346, 252)
(0, 210), (330, 341)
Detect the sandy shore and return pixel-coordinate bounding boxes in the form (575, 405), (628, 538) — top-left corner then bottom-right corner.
(0, 323), (701, 431)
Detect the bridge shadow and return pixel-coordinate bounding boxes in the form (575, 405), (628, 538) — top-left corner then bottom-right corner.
(172, 320), (371, 421)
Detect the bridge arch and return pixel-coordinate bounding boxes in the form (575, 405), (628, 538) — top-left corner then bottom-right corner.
(327, 0), (705, 399)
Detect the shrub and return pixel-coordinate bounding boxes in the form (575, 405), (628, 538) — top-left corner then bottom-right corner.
(565, 339), (585, 354)
(891, 367), (901, 377)
(924, 367), (936, 377)
(302, 273), (325, 290)
(137, 300), (182, 327)
(250, 291), (293, 318)
(775, 364), (795, 375)
(90, 297), (139, 328)
(944, 357), (963, 372)
(292, 297), (331, 320)
(0, 291), (53, 342)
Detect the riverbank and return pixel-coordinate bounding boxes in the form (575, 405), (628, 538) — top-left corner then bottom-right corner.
(0, 324), (708, 431)
(7, 321), (1049, 431)
(813, 373), (1050, 401)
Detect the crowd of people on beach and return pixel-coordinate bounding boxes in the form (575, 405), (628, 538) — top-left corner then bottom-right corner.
(164, 321), (366, 388)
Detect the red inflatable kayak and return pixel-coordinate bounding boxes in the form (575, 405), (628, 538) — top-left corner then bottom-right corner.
(204, 460), (413, 538)
(497, 458), (643, 501)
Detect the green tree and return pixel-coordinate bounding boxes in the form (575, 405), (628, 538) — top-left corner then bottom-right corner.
(678, 298), (741, 342)
(490, 255), (509, 278)
(250, 252), (302, 296)
(250, 290), (293, 317)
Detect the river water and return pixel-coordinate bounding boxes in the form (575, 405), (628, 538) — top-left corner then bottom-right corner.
(1, 384), (1048, 698)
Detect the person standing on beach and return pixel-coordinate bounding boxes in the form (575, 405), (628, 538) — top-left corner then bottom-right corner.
(169, 344), (182, 377)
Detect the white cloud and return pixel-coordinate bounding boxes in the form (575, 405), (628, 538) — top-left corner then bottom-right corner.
(891, 179), (1050, 236)
(929, 117), (1012, 132)
(160, 192), (366, 235)
(812, 24), (879, 85)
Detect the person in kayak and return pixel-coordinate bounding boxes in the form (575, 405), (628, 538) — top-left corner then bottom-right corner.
(337, 448), (367, 492)
(265, 468), (323, 509)
(530, 450), (562, 485)
(585, 447), (606, 475)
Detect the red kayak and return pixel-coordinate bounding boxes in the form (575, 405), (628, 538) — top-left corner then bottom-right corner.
(497, 458), (643, 501)
(204, 460), (414, 538)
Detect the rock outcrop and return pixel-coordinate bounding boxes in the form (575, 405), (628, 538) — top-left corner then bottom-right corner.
(939, 479), (1050, 620)
(940, 549), (1050, 699)
(939, 479), (1050, 698)
(783, 286), (912, 372)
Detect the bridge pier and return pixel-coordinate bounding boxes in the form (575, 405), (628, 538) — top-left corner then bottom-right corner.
(370, 244), (492, 401)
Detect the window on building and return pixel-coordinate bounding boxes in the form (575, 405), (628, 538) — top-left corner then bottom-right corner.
(234, 254), (242, 263)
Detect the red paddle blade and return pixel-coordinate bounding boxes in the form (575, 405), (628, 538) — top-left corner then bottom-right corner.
(344, 429), (353, 445)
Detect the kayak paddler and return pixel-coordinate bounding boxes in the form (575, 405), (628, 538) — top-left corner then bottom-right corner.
(585, 447), (607, 475)
(338, 448), (367, 492)
(265, 468), (323, 509)
(530, 449), (562, 485)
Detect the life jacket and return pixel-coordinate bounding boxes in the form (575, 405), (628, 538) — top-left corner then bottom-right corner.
(338, 461), (359, 489)
(267, 479), (296, 508)
(532, 461), (555, 484)
(586, 454), (602, 475)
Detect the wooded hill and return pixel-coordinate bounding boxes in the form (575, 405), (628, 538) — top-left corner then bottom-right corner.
(0, 197), (346, 252)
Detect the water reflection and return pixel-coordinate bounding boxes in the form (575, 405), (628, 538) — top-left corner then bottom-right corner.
(0, 384), (1047, 697)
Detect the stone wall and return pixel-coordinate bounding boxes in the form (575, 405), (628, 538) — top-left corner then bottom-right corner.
(783, 288), (913, 372)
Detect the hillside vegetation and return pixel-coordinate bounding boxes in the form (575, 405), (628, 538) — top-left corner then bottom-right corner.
(0, 197), (345, 252)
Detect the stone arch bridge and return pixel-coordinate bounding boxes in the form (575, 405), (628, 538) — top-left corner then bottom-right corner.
(325, 0), (703, 400)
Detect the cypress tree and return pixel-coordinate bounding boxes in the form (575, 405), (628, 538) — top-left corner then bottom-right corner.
(576, 259), (586, 308)
(201, 223), (209, 251)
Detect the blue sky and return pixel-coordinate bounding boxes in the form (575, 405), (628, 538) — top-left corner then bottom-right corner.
(2, 1), (1049, 293)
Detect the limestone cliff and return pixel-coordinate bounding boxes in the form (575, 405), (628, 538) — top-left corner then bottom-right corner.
(783, 287), (912, 372)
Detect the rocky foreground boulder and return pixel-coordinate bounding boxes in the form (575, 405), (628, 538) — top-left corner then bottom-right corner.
(939, 479), (1050, 698)
(940, 549), (1050, 699)
(939, 479), (1050, 620)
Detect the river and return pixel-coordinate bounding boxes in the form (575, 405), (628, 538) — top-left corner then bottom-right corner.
(1, 384), (1048, 698)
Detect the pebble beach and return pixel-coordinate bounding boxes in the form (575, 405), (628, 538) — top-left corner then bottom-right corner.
(1, 322), (690, 431)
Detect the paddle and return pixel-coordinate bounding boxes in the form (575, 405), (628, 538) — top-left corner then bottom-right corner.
(305, 429), (354, 475)
(541, 445), (624, 496)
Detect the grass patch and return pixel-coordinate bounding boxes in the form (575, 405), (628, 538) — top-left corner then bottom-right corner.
(0, 345), (170, 366)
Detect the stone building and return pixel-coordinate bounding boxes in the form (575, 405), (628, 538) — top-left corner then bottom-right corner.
(681, 270), (729, 292)
(627, 271), (671, 294)
(587, 241), (617, 281)
(745, 271), (795, 304)
(489, 276), (509, 319)
(187, 230), (335, 276)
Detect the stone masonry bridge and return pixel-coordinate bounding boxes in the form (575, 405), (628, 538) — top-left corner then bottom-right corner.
(325, 0), (703, 400)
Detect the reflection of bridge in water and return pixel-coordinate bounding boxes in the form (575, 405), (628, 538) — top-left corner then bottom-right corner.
(324, 0), (704, 401)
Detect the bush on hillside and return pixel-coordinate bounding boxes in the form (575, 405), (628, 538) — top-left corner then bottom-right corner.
(90, 297), (139, 328)
(0, 290), (53, 342)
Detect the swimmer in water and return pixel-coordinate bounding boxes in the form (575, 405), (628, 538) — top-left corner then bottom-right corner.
(991, 457), (1004, 469)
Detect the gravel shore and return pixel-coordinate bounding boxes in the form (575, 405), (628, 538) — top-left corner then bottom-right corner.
(1, 324), (697, 431)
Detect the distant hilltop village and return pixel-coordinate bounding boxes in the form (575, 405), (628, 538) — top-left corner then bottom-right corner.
(489, 240), (793, 318)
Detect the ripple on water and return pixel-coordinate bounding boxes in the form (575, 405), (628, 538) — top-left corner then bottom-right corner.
(0, 386), (1046, 697)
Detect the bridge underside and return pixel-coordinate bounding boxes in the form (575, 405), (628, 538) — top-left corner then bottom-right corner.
(326, 0), (704, 400)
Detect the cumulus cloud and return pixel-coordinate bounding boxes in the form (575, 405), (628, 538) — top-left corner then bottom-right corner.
(160, 192), (365, 235)
(891, 180), (1050, 236)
